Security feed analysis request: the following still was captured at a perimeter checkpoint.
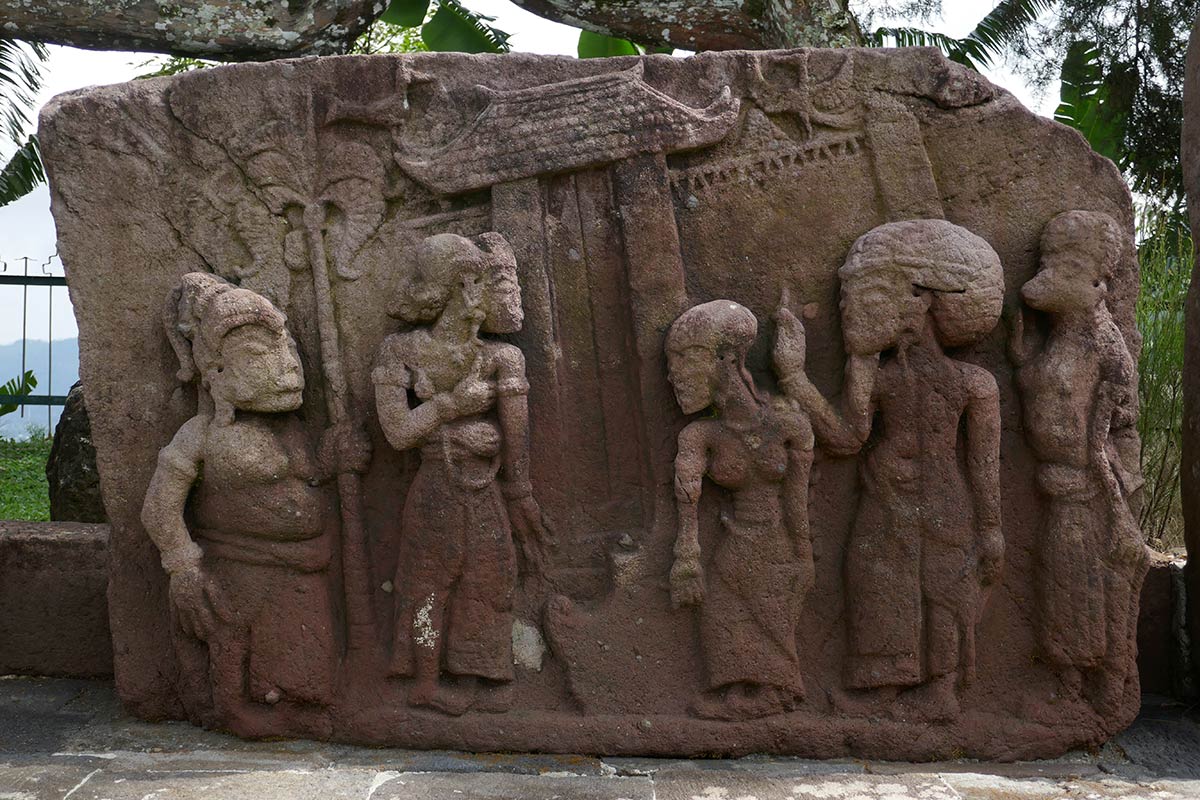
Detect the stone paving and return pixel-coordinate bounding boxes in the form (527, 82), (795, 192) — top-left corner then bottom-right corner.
(2, 677), (1199, 799)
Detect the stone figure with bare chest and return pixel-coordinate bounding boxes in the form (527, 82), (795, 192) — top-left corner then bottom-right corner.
(372, 232), (551, 716)
(141, 273), (369, 738)
(778, 220), (1005, 722)
(1010, 211), (1148, 716)
(666, 300), (817, 721)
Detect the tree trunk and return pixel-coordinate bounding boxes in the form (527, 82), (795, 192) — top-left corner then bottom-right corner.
(0, 1), (381, 60)
(516, 0), (863, 51)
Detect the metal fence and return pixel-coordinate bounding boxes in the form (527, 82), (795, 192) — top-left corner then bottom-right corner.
(0, 254), (69, 431)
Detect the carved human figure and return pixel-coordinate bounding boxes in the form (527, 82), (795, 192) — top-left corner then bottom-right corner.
(1009, 210), (1148, 714)
(777, 220), (1005, 721)
(372, 232), (550, 716)
(142, 272), (369, 737)
(666, 300), (816, 721)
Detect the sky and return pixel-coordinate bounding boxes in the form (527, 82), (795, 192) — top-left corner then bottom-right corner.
(0, 0), (1057, 347)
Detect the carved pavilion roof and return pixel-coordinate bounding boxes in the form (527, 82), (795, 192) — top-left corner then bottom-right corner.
(396, 63), (741, 195)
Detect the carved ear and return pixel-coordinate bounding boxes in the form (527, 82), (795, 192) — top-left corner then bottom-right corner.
(163, 284), (196, 384)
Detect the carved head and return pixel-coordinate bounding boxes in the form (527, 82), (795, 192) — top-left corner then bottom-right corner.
(1022, 211), (1122, 315)
(477, 232), (524, 334)
(666, 300), (758, 415)
(391, 233), (488, 323)
(839, 220), (1004, 355)
(165, 273), (304, 420)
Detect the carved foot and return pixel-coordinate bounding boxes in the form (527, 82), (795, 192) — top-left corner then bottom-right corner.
(890, 675), (960, 723)
(690, 683), (800, 721)
(473, 681), (514, 714)
(829, 687), (895, 719)
(409, 683), (476, 716)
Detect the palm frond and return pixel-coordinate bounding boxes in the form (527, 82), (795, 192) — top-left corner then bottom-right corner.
(870, 0), (1054, 71)
(0, 134), (45, 207)
(422, 1), (511, 54)
(0, 39), (48, 146)
(965, 0), (1056, 59)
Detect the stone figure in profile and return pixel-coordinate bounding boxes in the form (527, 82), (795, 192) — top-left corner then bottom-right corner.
(372, 232), (551, 716)
(141, 272), (370, 737)
(666, 299), (816, 721)
(1009, 210), (1148, 715)
(777, 220), (1005, 721)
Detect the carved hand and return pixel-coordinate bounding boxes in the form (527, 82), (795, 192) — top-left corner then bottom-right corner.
(169, 562), (232, 641)
(1107, 529), (1148, 568)
(669, 556), (705, 608)
(977, 525), (1005, 587)
(772, 298), (807, 382)
(1004, 302), (1029, 367)
(322, 421), (373, 475)
(508, 493), (554, 577)
(447, 357), (496, 418)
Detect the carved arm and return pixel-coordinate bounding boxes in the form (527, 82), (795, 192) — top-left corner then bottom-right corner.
(372, 366), (449, 453)
(964, 369), (1003, 585)
(779, 354), (878, 456)
(670, 423), (708, 608)
(782, 425), (816, 597)
(141, 415), (206, 574)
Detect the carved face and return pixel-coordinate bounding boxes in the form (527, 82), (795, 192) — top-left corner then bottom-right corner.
(1022, 239), (1108, 315)
(482, 258), (524, 334)
(667, 345), (719, 415)
(209, 324), (304, 413)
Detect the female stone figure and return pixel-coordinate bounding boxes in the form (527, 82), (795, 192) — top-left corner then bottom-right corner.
(666, 300), (816, 721)
(372, 232), (550, 716)
(1009, 211), (1147, 715)
(142, 272), (369, 737)
(777, 220), (1005, 722)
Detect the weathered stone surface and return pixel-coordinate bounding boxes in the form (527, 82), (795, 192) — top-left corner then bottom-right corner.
(5, 677), (1200, 800)
(40, 47), (1144, 760)
(0, 0), (381, 60)
(1183, 17), (1200, 698)
(0, 522), (112, 677)
(46, 381), (106, 524)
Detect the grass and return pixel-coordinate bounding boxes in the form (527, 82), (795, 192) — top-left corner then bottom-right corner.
(1135, 213), (1191, 551)
(0, 434), (52, 521)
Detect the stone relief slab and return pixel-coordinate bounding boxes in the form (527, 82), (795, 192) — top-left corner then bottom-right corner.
(40, 48), (1146, 760)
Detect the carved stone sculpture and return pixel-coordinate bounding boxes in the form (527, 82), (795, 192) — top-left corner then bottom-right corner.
(1010, 211), (1148, 717)
(141, 273), (369, 737)
(42, 47), (1146, 760)
(778, 220), (1005, 723)
(666, 300), (815, 720)
(372, 232), (549, 716)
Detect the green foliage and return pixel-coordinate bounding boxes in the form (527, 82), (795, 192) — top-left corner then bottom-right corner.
(135, 55), (215, 78)
(0, 370), (37, 417)
(1054, 41), (1131, 165)
(0, 39), (48, 205)
(0, 435), (52, 521)
(0, 135), (44, 208)
(422, 1), (511, 53)
(1004, 0), (1200, 209)
(1135, 212), (1191, 550)
(868, 0), (1053, 71)
(0, 39), (47, 145)
(350, 21), (429, 54)
(382, 0), (432, 28)
(578, 30), (640, 59)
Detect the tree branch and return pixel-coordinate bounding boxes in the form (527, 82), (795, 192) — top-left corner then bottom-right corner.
(0, 1), (385, 60)
(515, 0), (863, 51)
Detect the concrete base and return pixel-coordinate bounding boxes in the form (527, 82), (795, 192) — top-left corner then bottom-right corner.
(0, 522), (112, 677)
(1, 677), (1199, 799)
